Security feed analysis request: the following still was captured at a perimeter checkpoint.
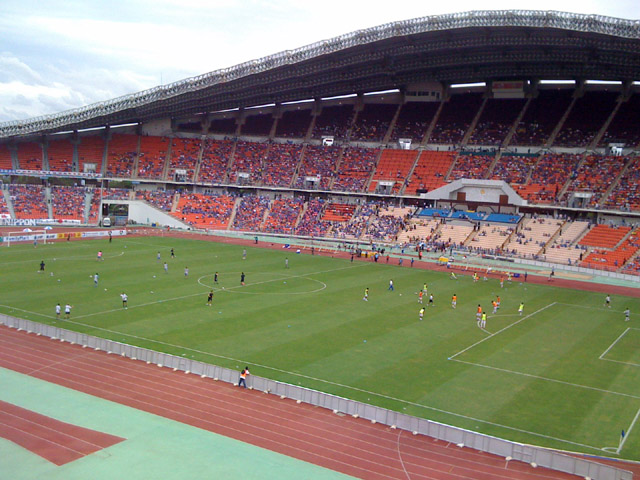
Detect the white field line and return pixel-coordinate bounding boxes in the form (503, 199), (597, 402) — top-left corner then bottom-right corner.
(599, 328), (631, 360)
(556, 302), (638, 316)
(617, 407), (640, 454)
(451, 358), (640, 400)
(448, 303), (556, 360)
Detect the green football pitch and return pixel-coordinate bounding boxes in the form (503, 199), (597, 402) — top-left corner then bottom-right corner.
(3, 236), (640, 460)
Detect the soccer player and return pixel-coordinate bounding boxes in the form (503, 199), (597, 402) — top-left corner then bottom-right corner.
(418, 290), (423, 304)
(388, 279), (394, 291)
(423, 283), (428, 294)
(157, 251), (161, 262)
(451, 294), (457, 309)
(480, 312), (487, 329)
(214, 272), (219, 284)
(604, 295), (611, 308)
(419, 307), (425, 321)
(285, 257), (289, 269)
(428, 294), (434, 307)
(97, 250), (103, 261)
(450, 272), (457, 280)
(242, 249), (247, 260)
(206, 290), (213, 306)
(518, 302), (524, 316)
(55, 303), (61, 318)
(476, 305), (482, 324)
(240, 272), (245, 285)
(473, 272), (478, 283)
(624, 307), (630, 322)
(171, 248), (175, 258)
(164, 262), (168, 274)
(94, 273), (99, 287)
(363, 288), (369, 302)
(184, 266), (189, 277)
(121, 292), (128, 309)
(500, 277), (504, 288)
(496, 295), (501, 309)
(39, 260), (45, 272)
(492, 300), (498, 314)
(64, 303), (72, 319)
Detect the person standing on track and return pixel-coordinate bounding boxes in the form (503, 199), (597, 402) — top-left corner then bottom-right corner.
(238, 366), (250, 388)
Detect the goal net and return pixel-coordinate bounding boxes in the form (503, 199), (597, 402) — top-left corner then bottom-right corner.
(3, 230), (49, 247)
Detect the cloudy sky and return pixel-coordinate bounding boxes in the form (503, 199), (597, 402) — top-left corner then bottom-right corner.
(1, 0), (638, 123)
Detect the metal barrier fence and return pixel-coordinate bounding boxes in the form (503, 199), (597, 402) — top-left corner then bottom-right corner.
(0, 313), (632, 480)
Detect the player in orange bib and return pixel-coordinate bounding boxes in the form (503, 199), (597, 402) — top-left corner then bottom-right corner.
(451, 294), (457, 309)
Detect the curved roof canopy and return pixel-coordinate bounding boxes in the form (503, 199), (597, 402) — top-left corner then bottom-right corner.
(2, 10), (640, 138)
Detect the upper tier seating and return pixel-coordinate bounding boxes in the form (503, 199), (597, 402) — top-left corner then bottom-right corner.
(17, 142), (43, 170)
(391, 102), (439, 142)
(0, 143), (13, 169)
(561, 155), (628, 207)
(369, 149), (418, 193)
(603, 157), (640, 212)
(275, 109), (312, 138)
(404, 151), (455, 194)
(490, 153), (538, 185)
(198, 139), (233, 184)
(449, 154), (493, 181)
(10, 184), (47, 219)
(429, 93), (483, 144)
(106, 134), (138, 178)
(333, 147), (377, 192)
(137, 136), (169, 179)
(77, 136), (104, 173)
(240, 112), (273, 137)
(262, 143), (302, 188)
(294, 145), (339, 190)
(579, 224), (631, 249)
(208, 117), (237, 135)
(47, 139), (74, 172)
(515, 154), (581, 204)
(554, 91), (617, 147)
(350, 104), (397, 142)
(169, 138), (201, 182)
(468, 99), (525, 146)
(511, 89), (572, 145)
(51, 186), (85, 220)
(600, 94), (640, 147)
(312, 105), (354, 140)
(228, 141), (268, 184)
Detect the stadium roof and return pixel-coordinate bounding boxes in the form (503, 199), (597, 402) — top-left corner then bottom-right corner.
(2, 9), (640, 139)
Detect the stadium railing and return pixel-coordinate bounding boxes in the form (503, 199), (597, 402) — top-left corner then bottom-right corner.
(0, 313), (632, 480)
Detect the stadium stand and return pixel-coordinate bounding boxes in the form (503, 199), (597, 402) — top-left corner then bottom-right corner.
(542, 220), (590, 266)
(262, 143), (302, 187)
(9, 184), (48, 219)
(468, 224), (513, 254)
(429, 93), (483, 144)
(228, 141), (268, 185)
(294, 145), (339, 190)
(208, 117), (237, 135)
(581, 227), (639, 270)
(17, 142), (43, 170)
(504, 217), (563, 258)
(51, 185), (85, 220)
(137, 136), (169, 179)
(173, 192), (235, 229)
(449, 153), (494, 181)
(490, 153), (538, 184)
(468, 98), (525, 146)
(433, 224), (474, 248)
(0, 143), (13, 169)
(390, 102), (439, 142)
(312, 104), (354, 140)
(511, 89), (573, 145)
(579, 223), (631, 249)
(333, 147), (378, 192)
(77, 135), (105, 174)
(515, 153), (581, 204)
(135, 190), (175, 212)
(295, 198), (329, 237)
(554, 91), (618, 147)
(369, 149), (418, 193)
(198, 139), (233, 184)
(350, 104), (397, 142)
(603, 156), (640, 211)
(47, 139), (74, 172)
(240, 112), (274, 137)
(262, 197), (304, 234)
(168, 137), (201, 183)
(396, 218), (441, 244)
(404, 151), (455, 194)
(561, 154), (628, 207)
(600, 93), (640, 147)
(106, 134), (138, 178)
(275, 109), (312, 138)
(232, 195), (270, 230)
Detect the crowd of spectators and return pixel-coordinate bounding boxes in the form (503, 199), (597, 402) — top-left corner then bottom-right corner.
(312, 105), (354, 140)
(468, 99), (525, 146)
(294, 145), (339, 190)
(9, 184), (48, 219)
(428, 93), (483, 144)
(350, 104), (397, 142)
(333, 147), (377, 192)
(137, 136), (169, 179)
(295, 198), (329, 237)
(600, 94), (640, 147)
(603, 157), (640, 212)
(232, 195), (270, 231)
(490, 154), (538, 184)
(449, 154), (494, 181)
(106, 134), (138, 178)
(17, 142), (43, 170)
(262, 143), (303, 187)
(554, 92), (617, 147)
(561, 155), (627, 207)
(169, 138), (200, 182)
(511, 90), (572, 145)
(198, 139), (233, 184)
(47, 140), (74, 172)
(135, 190), (175, 211)
(390, 102), (438, 142)
(262, 197), (304, 233)
(228, 141), (268, 184)
(275, 109), (312, 138)
(51, 186), (86, 220)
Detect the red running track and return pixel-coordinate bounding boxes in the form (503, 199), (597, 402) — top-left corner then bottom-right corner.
(0, 325), (611, 480)
(0, 400), (125, 465)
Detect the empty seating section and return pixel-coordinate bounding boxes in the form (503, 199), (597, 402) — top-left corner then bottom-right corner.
(47, 139), (74, 172)
(208, 117), (237, 135)
(174, 193), (235, 229)
(10, 184), (47, 219)
(51, 186), (85, 220)
(518, 154), (580, 204)
(504, 217), (562, 258)
(233, 195), (270, 231)
(511, 90), (572, 145)
(490, 154), (538, 184)
(370, 149), (417, 193)
(137, 136), (168, 179)
(350, 104), (397, 142)
(322, 203), (355, 222)
(449, 154), (493, 181)
(391, 102), (438, 142)
(543, 220), (589, 265)
(241, 113), (273, 137)
(262, 197), (304, 233)
(295, 198), (329, 237)
(0, 143), (13, 169)
(229, 142), (268, 184)
(333, 147), (377, 192)
(562, 155), (627, 206)
(275, 109), (311, 138)
(17, 142), (43, 170)
(107, 134), (138, 178)
(600, 94), (640, 147)
(554, 92), (617, 147)
(468, 99), (525, 146)
(405, 151), (455, 194)
(294, 146), (339, 190)
(433, 224), (474, 248)
(312, 105), (353, 140)
(429, 93), (482, 144)
(135, 190), (174, 211)
(579, 224), (630, 249)
(262, 143), (302, 187)
(77, 136), (104, 173)
(169, 138), (201, 182)
(396, 219), (440, 244)
(604, 157), (640, 211)
(198, 139), (233, 184)
(581, 228), (639, 270)
(468, 225), (513, 254)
